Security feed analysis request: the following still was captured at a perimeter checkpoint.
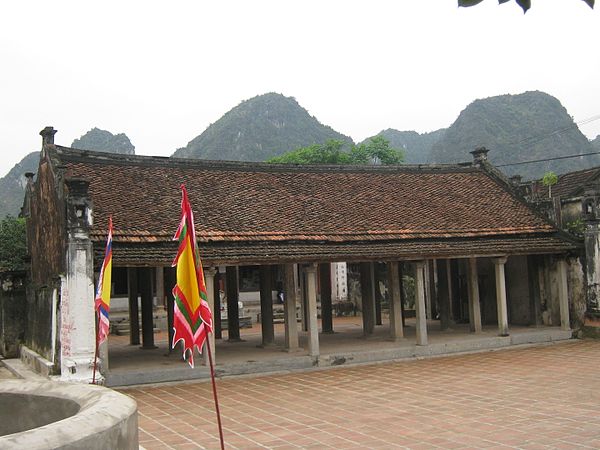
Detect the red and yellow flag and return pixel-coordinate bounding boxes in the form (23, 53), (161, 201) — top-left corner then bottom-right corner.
(94, 217), (113, 345)
(172, 185), (213, 368)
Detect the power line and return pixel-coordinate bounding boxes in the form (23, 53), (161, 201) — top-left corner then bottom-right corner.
(505, 114), (600, 148)
(496, 150), (600, 167)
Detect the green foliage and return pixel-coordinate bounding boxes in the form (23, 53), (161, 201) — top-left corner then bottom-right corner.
(367, 129), (446, 164)
(0, 216), (27, 272)
(565, 218), (585, 237)
(268, 140), (352, 164)
(268, 136), (403, 166)
(542, 171), (558, 197)
(458, 0), (594, 13)
(350, 135), (404, 165)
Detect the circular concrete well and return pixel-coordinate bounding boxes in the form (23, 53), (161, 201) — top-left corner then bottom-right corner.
(0, 380), (138, 449)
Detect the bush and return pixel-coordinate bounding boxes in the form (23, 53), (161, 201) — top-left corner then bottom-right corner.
(0, 216), (27, 272)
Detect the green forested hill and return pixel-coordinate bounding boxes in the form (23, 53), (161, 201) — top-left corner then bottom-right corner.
(0, 128), (135, 218)
(429, 91), (598, 179)
(367, 129), (446, 164)
(172, 93), (353, 161)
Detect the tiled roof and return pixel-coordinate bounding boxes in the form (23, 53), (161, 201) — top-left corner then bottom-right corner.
(534, 166), (600, 199)
(46, 145), (575, 264)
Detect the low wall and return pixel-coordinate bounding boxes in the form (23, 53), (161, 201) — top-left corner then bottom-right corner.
(0, 380), (138, 449)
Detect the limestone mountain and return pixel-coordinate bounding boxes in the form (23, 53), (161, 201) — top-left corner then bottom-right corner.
(0, 152), (39, 219)
(429, 91), (598, 180)
(592, 135), (600, 152)
(0, 128), (135, 218)
(367, 129), (446, 164)
(172, 93), (353, 161)
(71, 128), (135, 154)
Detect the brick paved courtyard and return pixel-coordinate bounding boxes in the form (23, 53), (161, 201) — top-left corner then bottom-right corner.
(122, 340), (600, 449)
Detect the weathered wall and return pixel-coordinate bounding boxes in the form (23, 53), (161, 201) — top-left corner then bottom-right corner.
(568, 255), (586, 330)
(506, 255), (532, 325)
(24, 283), (59, 363)
(477, 258), (497, 325)
(0, 271), (27, 358)
(26, 156), (66, 285)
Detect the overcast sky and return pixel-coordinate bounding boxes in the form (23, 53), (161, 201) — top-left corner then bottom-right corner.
(1, 0), (599, 177)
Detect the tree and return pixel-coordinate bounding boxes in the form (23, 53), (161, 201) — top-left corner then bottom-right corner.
(542, 171), (558, 198)
(267, 140), (352, 164)
(268, 137), (404, 166)
(350, 135), (404, 165)
(0, 216), (27, 272)
(458, 0), (594, 13)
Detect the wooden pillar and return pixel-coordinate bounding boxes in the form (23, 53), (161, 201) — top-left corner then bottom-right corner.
(399, 263), (406, 328)
(360, 262), (375, 336)
(415, 260), (428, 346)
(284, 263), (299, 351)
(259, 265), (275, 346)
(300, 269), (308, 332)
(139, 267), (156, 349)
(388, 261), (404, 340)
(127, 267), (140, 346)
(203, 267), (217, 366)
(225, 266), (241, 341)
(374, 263), (383, 326)
(557, 258), (571, 331)
(467, 257), (483, 333)
(305, 264), (320, 357)
(164, 266), (175, 353)
(319, 263), (333, 333)
(214, 270), (222, 339)
(155, 267), (165, 308)
(493, 257), (509, 336)
(437, 259), (451, 331)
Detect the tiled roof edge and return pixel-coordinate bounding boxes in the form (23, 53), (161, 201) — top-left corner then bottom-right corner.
(52, 144), (476, 175)
(478, 160), (561, 232)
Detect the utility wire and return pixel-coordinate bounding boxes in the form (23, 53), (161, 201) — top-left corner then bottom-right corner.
(504, 114), (600, 147)
(496, 150), (600, 167)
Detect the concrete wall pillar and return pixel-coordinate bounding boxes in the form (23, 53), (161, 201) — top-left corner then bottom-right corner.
(60, 179), (96, 382)
(203, 267), (217, 366)
(557, 258), (571, 331)
(467, 257), (483, 333)
(305, 264), (320, 357)
(387, 261), (404, 340)
(259, 265), (275, 347)
(415, 260), (428, 345)
(284, 264), (299, 351)
(319, 263), (333, 333)
(360, 262), (375, 336)
(493, 257), (509, 336)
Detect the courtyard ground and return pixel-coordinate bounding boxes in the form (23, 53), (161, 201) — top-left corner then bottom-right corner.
(120, 339), (600, 450)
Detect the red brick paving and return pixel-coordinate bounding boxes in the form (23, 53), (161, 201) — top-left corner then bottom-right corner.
(121, 340), (600, 449)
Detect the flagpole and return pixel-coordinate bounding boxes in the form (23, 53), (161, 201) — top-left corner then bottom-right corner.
(92, 312), (100, 384)
(205, 328), (225, 450)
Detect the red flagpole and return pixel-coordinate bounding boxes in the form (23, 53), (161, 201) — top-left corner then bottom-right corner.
(205, 328), (225, 450)
(92, 312), (100, 384)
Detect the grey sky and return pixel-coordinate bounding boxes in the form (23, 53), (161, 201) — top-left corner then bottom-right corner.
(1, 0), (599, 177)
